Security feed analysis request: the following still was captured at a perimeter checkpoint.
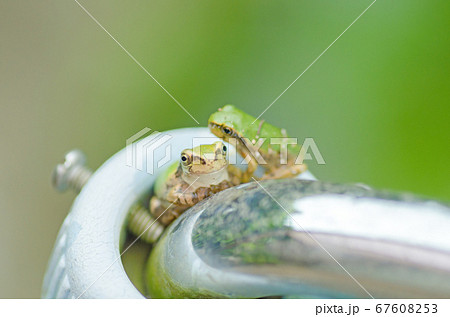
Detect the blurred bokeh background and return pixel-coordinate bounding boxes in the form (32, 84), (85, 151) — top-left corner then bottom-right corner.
(0, 0), (448, 298)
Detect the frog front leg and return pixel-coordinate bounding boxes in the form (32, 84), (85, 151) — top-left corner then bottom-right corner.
(237, 138), (262, 182)
(227, 165), (242, 186)
(241, 155), (259, 183)
(152, 187), (211, 225)
(150, 195), (188, 226)
(167, 186), (212, 207)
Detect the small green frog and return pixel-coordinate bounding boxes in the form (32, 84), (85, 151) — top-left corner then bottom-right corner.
(208, 105), (307, 182)
(150, 141), (241, 226)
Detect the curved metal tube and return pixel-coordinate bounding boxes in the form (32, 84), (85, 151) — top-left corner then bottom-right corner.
(147, 179), (450, 298)
(43, 126), (449, 299)
(43, 128), (225, 298)
(42, 127), (315, 298)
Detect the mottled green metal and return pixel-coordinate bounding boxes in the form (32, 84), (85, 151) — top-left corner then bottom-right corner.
(145, 179), (450, 298)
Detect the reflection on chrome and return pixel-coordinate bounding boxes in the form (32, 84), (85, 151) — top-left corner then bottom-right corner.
(146, 179), (450, 298)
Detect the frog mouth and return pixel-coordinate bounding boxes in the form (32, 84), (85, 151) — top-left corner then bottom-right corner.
(208, 122), (222, 135)
(183, 164), (229, 188)
(192, 164), (228, 175)
(209, 122), (243, 143)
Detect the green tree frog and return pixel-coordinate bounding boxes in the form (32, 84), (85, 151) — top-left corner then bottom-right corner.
(208, 105), (307, 182)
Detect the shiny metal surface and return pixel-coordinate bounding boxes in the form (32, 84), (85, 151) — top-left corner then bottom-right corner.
(43, 128), (220, 298)
(147, 179), (450, 298)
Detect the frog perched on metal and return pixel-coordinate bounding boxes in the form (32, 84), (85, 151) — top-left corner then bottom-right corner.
(208, 105), (307, 182)
(149, 141), (241, 226)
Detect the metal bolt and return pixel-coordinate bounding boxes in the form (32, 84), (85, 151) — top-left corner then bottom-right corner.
(127, 204), (164, 244)
(52, 149), (93, 193)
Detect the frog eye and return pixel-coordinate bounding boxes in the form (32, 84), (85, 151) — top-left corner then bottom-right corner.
(222, 145), (227, 152)
(181, 154), (191, 165)
(221, 126), (233, 136)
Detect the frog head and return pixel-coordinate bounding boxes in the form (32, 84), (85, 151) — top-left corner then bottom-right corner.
(209, 105), (290, 156)
(208, 105), (252, 142)
(180, 141), (228, 175)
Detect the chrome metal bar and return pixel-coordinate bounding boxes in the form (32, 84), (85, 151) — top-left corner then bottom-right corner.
(147, 179), (450, 298)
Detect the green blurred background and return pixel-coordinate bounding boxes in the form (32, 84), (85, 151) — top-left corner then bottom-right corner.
(0, 0), (448, 298)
